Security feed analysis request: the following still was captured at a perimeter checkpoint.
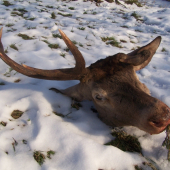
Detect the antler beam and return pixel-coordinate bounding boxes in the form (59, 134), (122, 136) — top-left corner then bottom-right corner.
(0, 27), (86, 80)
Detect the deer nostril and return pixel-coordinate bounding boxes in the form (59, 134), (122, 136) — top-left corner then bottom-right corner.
(150, 120), (163, 127)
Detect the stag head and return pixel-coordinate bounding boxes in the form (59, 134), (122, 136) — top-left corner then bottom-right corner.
(0, 27), (170, 134)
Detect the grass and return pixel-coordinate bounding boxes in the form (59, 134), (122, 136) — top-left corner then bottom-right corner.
(52, 33), (62, 39)
(27, 17), (36, 21)
(60, 53), (66, 57)
(18, 33), (34, 40)
(5, 23), (14, 27)
(78, 27), (85, 30)
(4, 67), (14, 77)
(88, 25), (95, 29)
(92, 11), (97, 15)
(105, 129), (142, 154)
(4, 47), (8, 53)
(2, 0), (13, 6)
(51, 12), (56, 19)
(0, 121), (7, 126)
(34, 150), (55, 165)
(53, 111), (65, 117)
(47, 150), (55, 159)
(71, 102), (82, 110)
(120, 39), (127, 43)
(11, 11), (23, 17)
(162, 48), (167, 52)
(68, 7), (75, 10)
(101, 36), (122, 48)
(17, 8), (28, 13)
(27, 26), (36, 30)
(48, 43), (59, 49)
(33, 151), (45, 166)
(14, 79), (21, 83)
(72, 40), (77, 45)
(124, 0), (142, 7)
(79, 43), (83, 47)
(11, 110), (24, 119)
(46, 5), (53, 8)
(22, 140), (27, 144)
(162, 124), (170, 161)
(131, 12), (141, 20)
(58, 12), (72, 17)
(43, 40), (59, 49)
(10, 44), (18, 51)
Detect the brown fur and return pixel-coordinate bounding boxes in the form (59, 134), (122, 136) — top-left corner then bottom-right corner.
(0, 27), (170, 134)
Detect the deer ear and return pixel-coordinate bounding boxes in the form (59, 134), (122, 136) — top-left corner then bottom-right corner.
(126, 36), (162, 71)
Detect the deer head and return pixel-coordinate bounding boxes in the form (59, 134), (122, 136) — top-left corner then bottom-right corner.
(0, 27), (170, 134)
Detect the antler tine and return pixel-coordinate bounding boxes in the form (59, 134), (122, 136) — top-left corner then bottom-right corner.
(58, 29), (85, 71)
(0, 28), (86, 80)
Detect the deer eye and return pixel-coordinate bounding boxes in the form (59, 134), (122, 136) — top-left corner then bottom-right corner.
(95, 94), (103, 101)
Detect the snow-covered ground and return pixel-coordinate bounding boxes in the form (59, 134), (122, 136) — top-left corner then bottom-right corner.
(0, 0), (170, 169)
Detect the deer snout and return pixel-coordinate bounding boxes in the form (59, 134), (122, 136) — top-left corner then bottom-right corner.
(148, 102), (170, 134)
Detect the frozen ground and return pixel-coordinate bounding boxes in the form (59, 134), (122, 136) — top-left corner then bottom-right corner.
(0, 0), (170, 169)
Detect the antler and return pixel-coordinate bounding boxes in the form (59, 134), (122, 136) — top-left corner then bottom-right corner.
(0, 27), (86, 80)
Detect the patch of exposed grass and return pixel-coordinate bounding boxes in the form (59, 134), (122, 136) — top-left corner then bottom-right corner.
(27, 26), (36, 30)
(47, 150), (55, 159)
(11, 11), (23, 17)
(121, 25), (129, 28)
(124, 0), (142, 7)
(162, 48), (167, 52)
(72, 40), (77, 45)
(46, 5), (53, 8)
(11, 110), (24, 119)
(12, 138), (18, 152)
(53, 111), (65, 117)
(3, 67), (14, 77)
(68, 7), (75, 10)
(10, 44), (18, 51)
(6, 23), (14, 27)
(101, 36), (115, 42)
(60, 53), (65, 57)
(105, 129), (142, 154)
(88, 25), (95, 29)
(48, 43), (59, 49)
(101, 36), (122, 48)
(18, 33), (34, 40)
(79, 43), (83, 47)
(52, 33), (62, 39)
(162, 124), (170, 161)
(58, 12), (72, 17)
(71, 102), (82, 110)
(131, 12), (141, 20)
(92, 12), (97, 15)
(27, 17), (36, 21)
(14, 79), (21, 83)
(78, 27), (85, 30)
(33, 151), (45, 166)
(2, 0), (13, 6)
(43, 39), (59, 49)
(17, 8), (28, 13)
(22, 140), (27, 144)
(4, 47), (8, 53)
(43, 40), (49, 44)
(120, 39), (127, 43)
(51, 12), (56, 19)
(0, 121), (7, 126)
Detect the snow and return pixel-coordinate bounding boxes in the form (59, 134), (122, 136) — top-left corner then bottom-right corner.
(0, 0), (170, 169)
